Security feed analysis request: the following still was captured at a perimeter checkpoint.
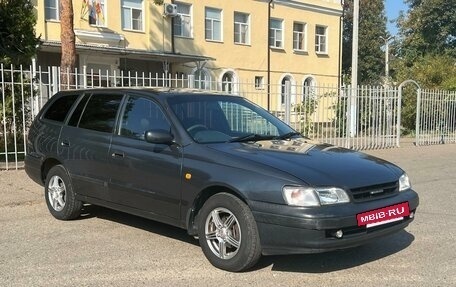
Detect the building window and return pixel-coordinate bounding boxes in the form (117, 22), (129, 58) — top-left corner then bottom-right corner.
(293, 22), (306, 51)
(122, 0), (143, 31)
(303, 77), (316, 100)
(45, 0), (59, 21)
(281, 76), (292, 105)
(269, 19), (283, 48)
(255, 76), (264, 90)
(315, 25), (328, 54)
(205, 7), (222, 42)
(234, 12), (249, 45)
(194, 69), (210, 90)
(221, 72), (234, 94)
(89, 0), (106, 26)
(174, 2), (192, 38)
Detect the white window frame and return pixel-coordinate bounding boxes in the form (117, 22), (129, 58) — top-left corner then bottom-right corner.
(122, 0), (144, 32)
(45, 0), (60, 21)
(234, 12), (250, 45)
(269, 18), (284, 49)
(293, 22), (307, 52)
(205, 7), (223, 42)
(315, 25), (328, 54)
(89, 0), (107, 27)
(174, 2), (192, 38)
(254, 76), (264, 90)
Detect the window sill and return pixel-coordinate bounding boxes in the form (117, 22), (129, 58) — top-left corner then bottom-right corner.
(45, 19), (60, 23)
(205, 39), (224, 44)
(122, 28), (145, 34)
(175, 35), (194, 40)
(234, 42), (251, 47)
(293, 49), (308, 55)
(270, 46), (285, 52)
(316, 51), (329, 56)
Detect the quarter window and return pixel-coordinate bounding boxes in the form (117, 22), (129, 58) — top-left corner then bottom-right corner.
(119, 96), (170, 140)
(315, 25), (328, 54)
(78, 94), (123, 133)
(205, 7), (222, 41)
(234, 12), (249, 45)
(122, 0), (143, 31)
(293, 22), (306, 51)
(269, 19), (284, 48)
(45, 0), (59, 21)
(43, 94), (79, 123)
(174, 2), (192, 38)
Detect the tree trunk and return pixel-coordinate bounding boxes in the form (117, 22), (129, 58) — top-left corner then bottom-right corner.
(60, 0), (76, 90)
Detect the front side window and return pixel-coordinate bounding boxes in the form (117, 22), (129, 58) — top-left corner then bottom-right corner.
(167, 95), (292, 144)
(43, 94), (79, 122)
(78, 94), (123, 133)
(174, 2), (192, 38)
(269, 19), (283, 48)
(315, 25), (328, 54)
(205, 7), (222, 41)
(119, 96), (170, 140)
(122, 0), (143, 31)
(293, 22), (306, 51)
(45, 0), (59, 21)
(234, 12), (249, 45)
(89, 0), (106, 26)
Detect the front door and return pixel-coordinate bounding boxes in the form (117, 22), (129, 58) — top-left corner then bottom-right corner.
(108, 94), (183, 220)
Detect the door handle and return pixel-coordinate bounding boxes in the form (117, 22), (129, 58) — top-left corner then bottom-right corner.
(60, 140), (70, 147)
(111, 152), (125, 158)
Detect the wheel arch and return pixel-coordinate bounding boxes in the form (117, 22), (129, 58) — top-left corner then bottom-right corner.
(41, 158), (63, 184)
(186, 185), (248, 236)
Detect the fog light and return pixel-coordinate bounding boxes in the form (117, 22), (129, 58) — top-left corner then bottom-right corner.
(409, 212), (415, 219)
(335, 230), (343, 238)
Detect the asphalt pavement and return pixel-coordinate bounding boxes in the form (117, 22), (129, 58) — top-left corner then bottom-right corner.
(0, 143), (455, 286)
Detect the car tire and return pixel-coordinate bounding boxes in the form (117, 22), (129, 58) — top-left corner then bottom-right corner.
(44, 165), (82, 220)
(198, 193), (262, 272)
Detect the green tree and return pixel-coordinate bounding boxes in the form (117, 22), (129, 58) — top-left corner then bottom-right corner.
(342, 0), (387, 85)
(0, 0), (39, 65)
(396, 0), (456, 63)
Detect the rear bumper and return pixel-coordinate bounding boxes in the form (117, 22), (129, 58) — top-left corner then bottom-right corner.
(249, 189), (419, 255)
(24, 154), (44, 186)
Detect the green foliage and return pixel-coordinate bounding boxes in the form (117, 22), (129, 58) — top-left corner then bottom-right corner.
(294, 97), (318, 136)
(342, 0), (387, 85)
(396, 0), (456, 63)
(0, 0), (39, 65)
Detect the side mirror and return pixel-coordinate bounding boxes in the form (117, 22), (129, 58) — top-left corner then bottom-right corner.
(144, 129), (174, 145)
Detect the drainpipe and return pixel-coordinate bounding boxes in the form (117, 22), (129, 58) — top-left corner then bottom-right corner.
(338, 0), (344, 89)
(267, 0), (274, 111)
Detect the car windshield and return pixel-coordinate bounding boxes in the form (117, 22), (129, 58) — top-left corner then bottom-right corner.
(167, 94), (301, 143)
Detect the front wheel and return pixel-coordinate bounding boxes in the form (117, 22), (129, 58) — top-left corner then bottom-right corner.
(198, 193), (262, 272)
(44, 165), (82, 220)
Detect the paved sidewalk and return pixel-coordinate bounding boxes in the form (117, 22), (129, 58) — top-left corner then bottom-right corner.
(0, 144), (455, 287)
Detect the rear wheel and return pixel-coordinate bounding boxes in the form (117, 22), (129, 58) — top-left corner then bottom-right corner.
(198, 193), (262, 272)
(45, 165), (82, 220)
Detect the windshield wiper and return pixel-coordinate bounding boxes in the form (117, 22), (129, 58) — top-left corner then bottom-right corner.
(229, 134), (274, 143)
(274, 132), (302, 140)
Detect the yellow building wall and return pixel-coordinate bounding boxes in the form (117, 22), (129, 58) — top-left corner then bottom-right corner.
(34, 0), (342, 110)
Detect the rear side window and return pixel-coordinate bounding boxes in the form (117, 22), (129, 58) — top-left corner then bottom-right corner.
(43, 94), (79, 122)
(78, 93), (123, 133)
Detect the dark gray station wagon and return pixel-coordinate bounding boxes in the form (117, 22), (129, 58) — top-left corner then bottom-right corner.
(25, 88), (419, 271)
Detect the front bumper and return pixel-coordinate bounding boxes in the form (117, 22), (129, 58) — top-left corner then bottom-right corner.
(249, 189), (419, 255)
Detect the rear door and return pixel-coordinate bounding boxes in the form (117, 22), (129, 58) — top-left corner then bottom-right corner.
(107, 94), (183, 220)
(58, 92), (123, 201)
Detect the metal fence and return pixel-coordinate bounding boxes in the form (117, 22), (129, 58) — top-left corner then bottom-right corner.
(1, 64), (455, 170)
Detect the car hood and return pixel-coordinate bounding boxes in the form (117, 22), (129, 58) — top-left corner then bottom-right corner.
(207, 139), (403, 189)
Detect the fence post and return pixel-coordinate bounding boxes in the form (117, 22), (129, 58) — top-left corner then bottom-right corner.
(51, 66), (59, 96)
(415, 88), (421, 146)
(284, 80), (291, 125)
(188, 75), (195, 89)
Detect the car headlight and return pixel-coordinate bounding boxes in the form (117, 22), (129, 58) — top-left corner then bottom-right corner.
(399, 173), (411, 191)
(282, 186), (350, 207)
